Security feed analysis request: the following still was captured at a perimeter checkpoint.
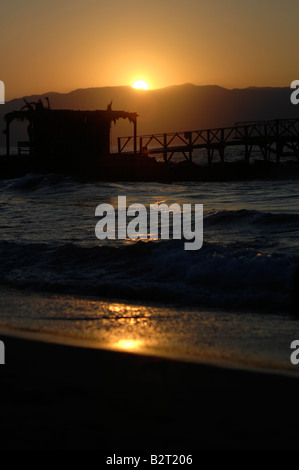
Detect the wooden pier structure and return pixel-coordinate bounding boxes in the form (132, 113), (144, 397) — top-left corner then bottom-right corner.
(117, 118), (299, 165)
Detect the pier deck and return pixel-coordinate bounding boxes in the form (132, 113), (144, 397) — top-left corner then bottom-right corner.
(117, 118), (299, 165)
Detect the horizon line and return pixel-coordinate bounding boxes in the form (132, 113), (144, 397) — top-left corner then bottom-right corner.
(5, 83), (292, 103)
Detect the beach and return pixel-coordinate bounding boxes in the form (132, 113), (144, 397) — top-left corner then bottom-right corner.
(1, 0), (299, 453)
(1, 328), (299, 450)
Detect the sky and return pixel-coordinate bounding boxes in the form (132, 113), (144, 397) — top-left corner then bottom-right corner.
(0, 0), (298, 100)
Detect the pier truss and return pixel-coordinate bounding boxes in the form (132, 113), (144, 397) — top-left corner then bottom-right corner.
(117, 118), (299, 165)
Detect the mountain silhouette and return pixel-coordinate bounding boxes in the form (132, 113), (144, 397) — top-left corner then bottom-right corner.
(0, 84), (297, 151)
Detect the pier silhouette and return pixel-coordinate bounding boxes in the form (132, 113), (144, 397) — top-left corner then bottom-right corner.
(117, 118), (299, 165)
(2, 103), (299, 180)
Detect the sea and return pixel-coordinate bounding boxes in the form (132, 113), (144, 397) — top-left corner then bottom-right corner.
(0, 153), (299, 373)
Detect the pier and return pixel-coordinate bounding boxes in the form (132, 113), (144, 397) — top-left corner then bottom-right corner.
(2, 108), (299, 181)
(117, 118), (299, 165)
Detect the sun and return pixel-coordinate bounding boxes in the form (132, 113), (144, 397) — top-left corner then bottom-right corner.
(132, 80), (149, 90)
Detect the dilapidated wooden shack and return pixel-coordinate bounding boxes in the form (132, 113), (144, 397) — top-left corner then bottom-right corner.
(4, 100), (138, 161)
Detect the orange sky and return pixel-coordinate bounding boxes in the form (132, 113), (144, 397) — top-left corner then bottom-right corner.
(0, 0), (298, 100)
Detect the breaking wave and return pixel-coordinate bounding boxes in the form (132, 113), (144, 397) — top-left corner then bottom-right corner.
(0, 239), (296, 312)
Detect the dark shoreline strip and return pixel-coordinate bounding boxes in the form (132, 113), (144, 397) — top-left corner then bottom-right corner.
(1, 332), (299, 449)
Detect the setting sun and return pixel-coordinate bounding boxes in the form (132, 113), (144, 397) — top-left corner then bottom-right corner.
(132, 80), (149, 90)
(114, 339), (143, 350)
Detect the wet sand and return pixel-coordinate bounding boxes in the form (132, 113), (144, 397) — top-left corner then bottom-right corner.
(1, 330), (299, 449)
(0, 286), (297, 374)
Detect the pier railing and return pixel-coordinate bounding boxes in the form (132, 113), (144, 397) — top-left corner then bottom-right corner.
(117, 118), (299, 164)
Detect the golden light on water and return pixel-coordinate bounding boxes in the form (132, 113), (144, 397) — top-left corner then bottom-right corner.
(132, 80), (149, 90)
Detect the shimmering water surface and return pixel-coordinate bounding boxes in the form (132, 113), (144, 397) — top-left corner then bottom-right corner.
(0, 172), (298, 371)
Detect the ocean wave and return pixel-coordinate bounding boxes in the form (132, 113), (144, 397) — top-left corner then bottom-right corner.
(3, 173), (81, 193)
(0, 239), (296, 312)
(205, 209), (299, 227)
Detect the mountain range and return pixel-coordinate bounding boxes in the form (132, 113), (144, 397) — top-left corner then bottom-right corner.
(0, 84), (297, 149)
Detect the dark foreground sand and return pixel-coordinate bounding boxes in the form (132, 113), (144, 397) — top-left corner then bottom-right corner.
(1, 331), (299, 450)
